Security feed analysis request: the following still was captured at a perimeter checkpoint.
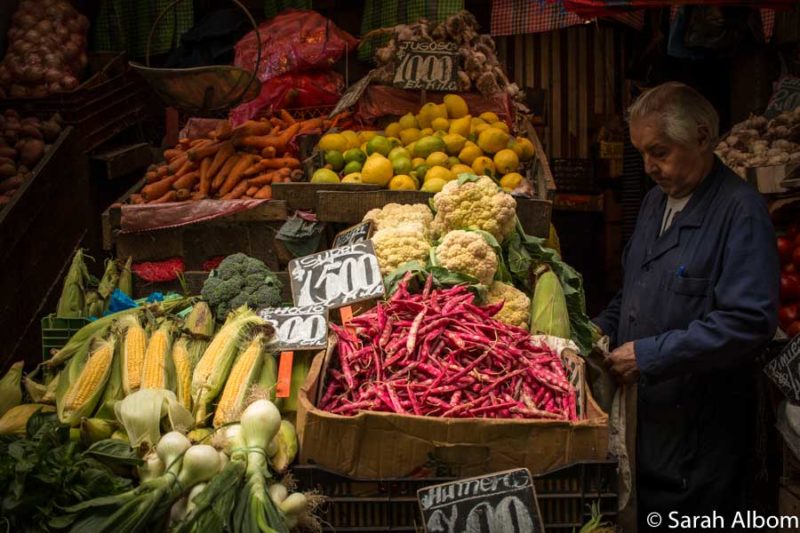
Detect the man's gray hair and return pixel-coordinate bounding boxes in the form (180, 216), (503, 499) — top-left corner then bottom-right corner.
(627, 82), (719, 148)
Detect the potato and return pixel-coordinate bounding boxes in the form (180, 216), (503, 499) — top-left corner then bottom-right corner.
(19, 124), (43, 140)
(0, 147), (16, 159)
(19, 139), (44, 168)
(0, 176), (23, 193)
(0, 163), (17, 178)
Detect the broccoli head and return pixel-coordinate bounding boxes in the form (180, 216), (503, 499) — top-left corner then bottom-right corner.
(201, 253), (283, 319)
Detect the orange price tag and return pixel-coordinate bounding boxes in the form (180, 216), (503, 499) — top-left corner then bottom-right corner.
(339, 306), (355, 334)
(276, 351), (294, 398)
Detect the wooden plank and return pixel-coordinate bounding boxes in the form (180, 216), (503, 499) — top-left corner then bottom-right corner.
(578, 26), (589, 158)
(271, 183), (381, 210)
(540, 33), (551, 155)
(605, 26), (614, 116)
(568, 27), (578, 159)
(91, 142), (154, 180)
(593, 24), (604, 114)
(497, 36), (508, 71)
(225, 201), (288, 222)
(514, 34), (524, 85)
(515, 199), (552, 238)
(552, 30), (562, 158)
(525, 34), (535, 89)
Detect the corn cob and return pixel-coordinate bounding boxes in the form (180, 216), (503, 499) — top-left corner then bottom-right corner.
(0, 404), (55, 435)
(257, 353), (278, 402)
(42, 373), (60, 404)
(120, 315), (147, 395)
(56, 249), (89, 318)
(191, 306), (265, 426)
(529, 268), (571, 339)
(97, 258), (120, 302)
(172, 336), (194, 410)
(141, 322), (174, 390)
(117, 256), (133, 297)
(0, 361), (23, 416)
(213, 334), (266, 427)
(59, 337), (116, 426)
(95, 332), (124, 419)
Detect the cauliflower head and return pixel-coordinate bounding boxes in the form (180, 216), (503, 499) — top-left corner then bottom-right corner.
(435, 230), (498, 286)
(487, 281), (531, 330)
(372, 223), (431, 276)
(363, 203), (434, 234)
(431, 176), (517, 242)
(201, 253), (282, 319)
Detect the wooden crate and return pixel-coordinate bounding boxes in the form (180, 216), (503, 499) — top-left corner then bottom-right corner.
(0, 127), (90, 370)
(272, 183), (381, 210)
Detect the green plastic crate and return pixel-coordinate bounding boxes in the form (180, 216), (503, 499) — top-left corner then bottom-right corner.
(41, 314), (90, 361)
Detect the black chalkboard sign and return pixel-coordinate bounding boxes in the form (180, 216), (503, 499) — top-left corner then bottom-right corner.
(258, 305), (328, 351)
(288, 241), (385, 308)
(418, 468), (544, 533)
(333, 221), (374, 248)
(392, 41), (460, 92)
(329, 72), (375, 119)
(765, 334), (800, 403)
(765, 77), (800, 119)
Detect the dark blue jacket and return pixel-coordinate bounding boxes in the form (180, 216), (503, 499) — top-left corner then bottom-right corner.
(595, 158), (779, 516)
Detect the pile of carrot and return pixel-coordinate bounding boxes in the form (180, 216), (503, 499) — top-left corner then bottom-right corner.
(131, 110), (348, 204)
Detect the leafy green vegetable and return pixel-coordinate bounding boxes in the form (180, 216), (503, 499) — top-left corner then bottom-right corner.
(383, 261), (487, 302)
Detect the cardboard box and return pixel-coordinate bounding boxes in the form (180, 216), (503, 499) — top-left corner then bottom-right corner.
(746, 164), (798, 194)
(779, 483), (800, 532)
(297, 348), (609, 479)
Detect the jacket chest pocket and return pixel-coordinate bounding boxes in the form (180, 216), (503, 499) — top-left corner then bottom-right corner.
(671, 276), (711, 297)
(665, 275), (712, 327)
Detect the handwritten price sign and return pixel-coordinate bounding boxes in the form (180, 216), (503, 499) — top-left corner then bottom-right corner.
(258, 305), (328, 351)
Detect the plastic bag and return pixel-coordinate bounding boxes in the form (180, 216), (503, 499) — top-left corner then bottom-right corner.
(230, 70), (345, 124)
(234, 9), (358, 82)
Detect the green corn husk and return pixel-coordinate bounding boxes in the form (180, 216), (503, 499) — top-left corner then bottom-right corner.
(23, 374), (47, 403)
(257, 353), (278, 402)
(114, 389), (193, 448)
(529, 268), (571, 339)
(0, 361), (23, 416)
(98, 258), (120, 300)
(80, 417), (116, 445)
(111, 429), (129, 443)
(84, 290), (105, 318)
(184, 302), (215, 337)
(186, 427), (214, 444)
(276, 352), (312, 413)
(42, 372), (60, 403)
(118, 257), (133, 297)
(0, 404), (55, 435)
(269, 420), (298, 473)
(95, 331), (125, 419)
(57, 249), (90, 317)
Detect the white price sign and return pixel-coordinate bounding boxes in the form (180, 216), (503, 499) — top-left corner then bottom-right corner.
(258, 305), (328, 351)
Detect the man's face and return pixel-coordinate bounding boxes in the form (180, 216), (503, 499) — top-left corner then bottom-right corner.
(630, 115), (710, 198)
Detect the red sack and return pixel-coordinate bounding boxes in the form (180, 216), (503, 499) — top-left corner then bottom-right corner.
(234, 9), (358, 82)
(231, 70), (345, 125)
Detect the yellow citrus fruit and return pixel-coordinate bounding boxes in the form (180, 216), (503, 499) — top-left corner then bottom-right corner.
(341, 130), (360, 150)
(472, 123), (491, 136)
(399, 113), (418, 130)
(494, 149), (520, 174)
(472, 156), (496, 177)
(389, 174), (417, 190)
(443, 94), (469, 118)
(478, 127), (511, 154)
(450, 163), (473, 176)
(366, 135), (392, 156)
(358, 130), (378, 143)
(500, 172), (524, 191)
(449, 115), (471, 137)
(421, 177), (447, 193)
(426, 151), (450, 168)
(515, 137), (536, 160)
(311, 168), (340, 184)
(384, 122), (401, 139)
(425, 165), (455, 182)
(400, 128), (422, 145)
(458, 144), (483, 166)
(471, 117), (486, 129)
(413, 136), (446, 158)
(342, 172), (363, 183)
(361, 154), (394, 186)
(412, 157), (426, 169)
(417, 102), (443, 129)
(479, 111), (500, 124)
(436, 103), (448, 119)
(318, 133), (348, 153)
(420, 127), (434, 137)
(493, 121), (509, 134)
(431, 117), (450, 132)
(389, 147), (411, 161)
(442, 133), (467, 155)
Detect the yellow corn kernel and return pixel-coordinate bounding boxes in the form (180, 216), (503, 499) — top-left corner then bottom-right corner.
(172, 337), (193, 410)
(141, 325), (171, 390)
(63, 342), (114, 412)
(213, 335), (264, 427)
(122, 317), (147, 395)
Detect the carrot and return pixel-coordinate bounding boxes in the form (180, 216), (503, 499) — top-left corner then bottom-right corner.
(236, 135), (278, 150)
(144, 170), (158, 183)
(130, 194), (145, 204)
(150, 190), (178, 204)
(254, 185), (272, 199)
(222, 180), (251, 200)
(175, 188), (192, 201)
(188, 141), (222, 162)
(246, 186), (259, 196)
(211, 120), (233, 141)
(258, 157), (300, 170)
(141, 175), (180, 200)
(168, 153), (189, 174)
(219, 155), (254, 196)
(248, 167), (290, 187)
(173, 171), (200, 190)
(211, 154), (241, 192)
(262, 146), (277, 159)
(178, 138), (192, 149)
(192, 191), (208, 201)
(298, 117), (323, 133)
(233, 120), (272, 139)
(174, 159), (197, 178)
(200, 157), (211, 181)
(269, 117), (282, 128)
(279, 109), (296, 126)
(242, 159), (268, 177)
(329, 111), (351, 129)
(208, 142), (234, 180)
(163, 148), (184, 161)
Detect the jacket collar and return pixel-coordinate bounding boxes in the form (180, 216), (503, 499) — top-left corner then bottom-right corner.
(643, 156), (723, 265)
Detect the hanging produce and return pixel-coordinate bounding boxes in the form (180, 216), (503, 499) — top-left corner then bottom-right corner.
(716, 107), (800, 177)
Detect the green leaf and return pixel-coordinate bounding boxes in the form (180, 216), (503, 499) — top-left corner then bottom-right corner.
(383, 261), (428, 296)
(84, 439), (142, 467)
(457, 173), (482, 186)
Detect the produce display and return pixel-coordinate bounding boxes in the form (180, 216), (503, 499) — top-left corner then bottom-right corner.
(778, 223), (800, 337)
(368, 11), (521, 100)
(716, 107), (800, 178)
(55, 249), (132, 318)
(0, 109), (63, 207)
(0, 0), (90, 98)
(321, 278), (577, 420)
(311, 93), (535, 194)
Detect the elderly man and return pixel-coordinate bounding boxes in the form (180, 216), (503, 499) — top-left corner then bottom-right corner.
(594, 82), (779, 530)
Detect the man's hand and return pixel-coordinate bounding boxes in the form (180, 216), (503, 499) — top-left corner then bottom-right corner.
(605, 341), (640, 384)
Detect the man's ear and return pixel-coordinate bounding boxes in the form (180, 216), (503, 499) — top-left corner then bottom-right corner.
(697, 125), (711, 151)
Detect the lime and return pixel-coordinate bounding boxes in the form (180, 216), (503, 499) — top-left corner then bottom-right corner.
(311, 168), (340, 184)
(343, 161), (363, 174)
(344, 148), (367, 164)
(324, 151), (345, 171)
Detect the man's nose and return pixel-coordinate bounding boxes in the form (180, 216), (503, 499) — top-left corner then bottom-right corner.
(644, 155), (658, 174)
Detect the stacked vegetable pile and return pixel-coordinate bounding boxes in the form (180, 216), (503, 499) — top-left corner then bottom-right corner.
(778, 223), (800, 337)
(55, 249), (133, 318)
(0, 110), (63, 207)
(311, 93), (536, 194)
(367, 11), (521, 99)
(0, 0), (90, 98)
(132, 111), (345, 204)
(321, 278), (577, 420)
(716, 107), (800, 177)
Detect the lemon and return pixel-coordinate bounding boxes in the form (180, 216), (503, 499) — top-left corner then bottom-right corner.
(342, 172), (363, 183)
(413, 136), (446, 158)
(318, 133), (348, 153)
(344, 148), (367, 164)
(366, 135), (392, 156)
(414, 164), (430, 181)
(416, 102), (440, 129)
(493, 149), (520, 174)
(361, 154), (394, 186)
(458, 144), (483, 165)
(399, 112), (418, 129)
(388, 147), (411, 161)
(385, 122), (401, 139)
(311, 168), (340, 184)
(444, 94), (469, 118)
(406, 142), (416, 156)
(449, 115), (471, 137)
(420, 127), (434, 137)
(392, 156), (412, 175)
(399, 128), (421, 145)
(515, 137), (536, 160)
(448, 156), (461, 168)
(431, 117), (450, 132)
(479, 111), (500, 124)
(341, 130), (360, 150)
(493, 121), (510, 134)
(426, 151), (449, 167)
(343, 160), (363, 174)
(500, 172), (524, 191)
(421, 177), (447, 193)
(425, 165), (454, 183)
(324, 150), (345, 171)
(472, 156), (496, 177)
(471, 117), (487, 129)
(473, 123), (491, 136)
(358, 130), (378, 143)
(477, 127), (511, 154)
(442, 133), (467, 155)
(450, 163), (473, 176)
(412, 157), (426, 169)
(436, 103), (448, 119)
(389, 174), (417, 191)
